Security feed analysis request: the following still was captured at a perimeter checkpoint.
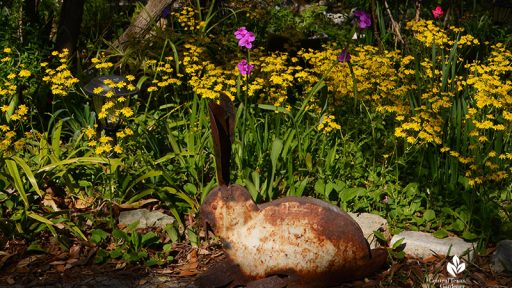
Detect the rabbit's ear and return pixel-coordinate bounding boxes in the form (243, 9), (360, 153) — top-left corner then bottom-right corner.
(208, 94), (235, 186)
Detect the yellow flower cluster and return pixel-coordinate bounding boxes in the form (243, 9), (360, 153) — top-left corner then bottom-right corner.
(83, 126), (133, 155)
(0, 47), (38, 152)
(172, 7), (205, 31)
(91, 53), (114, 71)
(406, 20), (479, 48)
(144, 56), (182, 94)
(458, 43), (512, 185)
(394, 108), (442, 145)
(254, 52), (302, 108)
(42, 49), (79, 96)
(1, 47), (12, 62)
(317, 114), (341, 133)
(180, 44), (239, 100)
(95, 78), (136, 122)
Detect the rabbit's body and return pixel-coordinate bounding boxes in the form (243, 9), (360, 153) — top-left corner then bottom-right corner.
(200, 184), (387, 287)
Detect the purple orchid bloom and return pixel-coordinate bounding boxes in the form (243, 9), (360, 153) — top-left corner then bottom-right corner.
(235, 27), (256, 49)
(337, 49), (351, 63)
(237, 59), (254, 76)
(353, 10), (371, 29)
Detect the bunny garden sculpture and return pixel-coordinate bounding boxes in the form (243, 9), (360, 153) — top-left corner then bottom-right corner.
(196, 96), (387, 288)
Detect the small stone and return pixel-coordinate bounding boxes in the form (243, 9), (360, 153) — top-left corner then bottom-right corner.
(119, 208), (174, 229)
(491, 239), (512, 273)
(349, 212), (389, 248)
(390, 231), (475, 261)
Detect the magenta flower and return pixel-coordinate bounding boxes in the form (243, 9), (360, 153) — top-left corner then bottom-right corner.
(432, 6), (444, 19)
(234, 27), (255, 49)
(237, 59), (254, 76)
(337, 49), (351, 63)
(353, 10), (371, 29)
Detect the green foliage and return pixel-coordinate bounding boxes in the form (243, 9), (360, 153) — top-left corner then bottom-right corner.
(92, 223), (172, 266)
(0, 1), (511, 264)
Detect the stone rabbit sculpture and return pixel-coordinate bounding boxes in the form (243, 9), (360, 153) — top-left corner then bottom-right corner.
(197, 96), (387, 288)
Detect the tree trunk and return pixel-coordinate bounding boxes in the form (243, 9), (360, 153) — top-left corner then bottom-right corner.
(112, 0), (175, 51)
(55, 0), (85, 55)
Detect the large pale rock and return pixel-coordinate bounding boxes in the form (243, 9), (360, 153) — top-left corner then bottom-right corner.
(390, 231), (475, 260)
(119, 209), (174, 229)
(491, 240), (512, 273)
(349, 212), (389, 248)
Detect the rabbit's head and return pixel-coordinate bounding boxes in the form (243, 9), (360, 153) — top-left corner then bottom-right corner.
(201, 184), (258, 235)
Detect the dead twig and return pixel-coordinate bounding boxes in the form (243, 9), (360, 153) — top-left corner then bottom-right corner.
(384, 0), (404, 45)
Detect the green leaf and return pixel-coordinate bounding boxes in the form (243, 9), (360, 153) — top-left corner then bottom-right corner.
(339, 187), (365, 203)
(10, 156), (43, 197)
(423, 209), (436, 221)
(110, 248), (124, 259)
(461, 231), (478, 241)
(27, 212), (53, 225)
(112, 229), (128, 241)
(91, 229), (109, 244)
(163, 243), (174, 253)
(392, 237), (405, 249)
(51, 120), (63, 159)
(448, 219), (465, 232)
(270, 138), (283, 170)
(141, 232), (159, 246)
(165, 224), (179, 243)
(433, 229), (449, 239)
(373, 230), (386, 242)
(5, 159), (28, 208)
(314, 180), (325, 195)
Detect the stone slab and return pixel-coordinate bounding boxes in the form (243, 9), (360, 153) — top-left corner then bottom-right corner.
(119, 208), (175, 229)
(390, 231), (475, 260)
(349, 212), (389, 249)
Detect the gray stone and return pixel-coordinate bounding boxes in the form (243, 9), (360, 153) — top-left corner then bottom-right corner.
(349, 212), (389, 249)
(491, 239), (512, 273)
(119, 209), (175, 229)
(390, 231), (475, 260)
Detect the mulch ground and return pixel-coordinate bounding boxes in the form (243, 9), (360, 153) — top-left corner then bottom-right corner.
(0, 240), (511, 288)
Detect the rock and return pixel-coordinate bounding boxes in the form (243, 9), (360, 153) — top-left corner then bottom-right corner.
(491, 240), (512, 273)
(119, 208), (174, 229)
(349, 212), (389, 248)
(390, 231), (475, 261)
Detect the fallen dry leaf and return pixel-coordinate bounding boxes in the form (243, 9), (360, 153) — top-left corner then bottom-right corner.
(42, 194), (60, 211)
(0, 252), (12, 270)
(69, 244), (81, 259)
(74, 197), (95, 209)
(16, 255), (46, 269)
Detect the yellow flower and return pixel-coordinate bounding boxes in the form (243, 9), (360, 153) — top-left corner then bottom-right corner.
(3, 47), (12, 53)
(99, 136), (113, 143)
(93, 87), (104, 94)
(119, 107), (133, 117)
(18, 69), (31, 77)
(17, 105), (28, 116)
(123, 128), (133, 135)
(114, 145), (123, 153)
(84, 127), (96, 138)
(1, 105), (10, 112)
